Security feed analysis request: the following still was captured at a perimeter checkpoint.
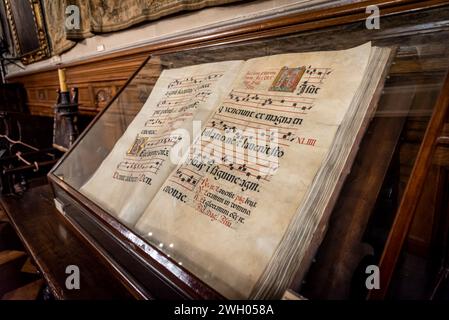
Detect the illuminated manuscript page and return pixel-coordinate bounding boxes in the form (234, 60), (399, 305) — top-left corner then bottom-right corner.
(81, 60), (244, 226)
(135, 43), (372, 299)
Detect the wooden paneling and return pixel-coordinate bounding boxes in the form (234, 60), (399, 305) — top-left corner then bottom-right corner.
(8, 54), (148, 116)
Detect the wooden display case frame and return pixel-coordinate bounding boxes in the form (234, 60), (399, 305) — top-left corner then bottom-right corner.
(47, 0), (449, 300)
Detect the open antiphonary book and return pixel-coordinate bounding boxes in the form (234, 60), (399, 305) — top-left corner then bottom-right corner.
(80, 42), (392, 299)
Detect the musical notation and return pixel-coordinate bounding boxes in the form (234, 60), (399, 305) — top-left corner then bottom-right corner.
(211, 120), (237, 132)
(157, 91), (212, 108)
(145, 118), (164, 126)
(207, 116), (309, 147)
(117, 159), (163, 173)
(143, 72), (225, 138)
(303, 66), (333, 84)
(144, 113), (193, 129)
(163, 67), (331, 197)
(282, 132), (297, 142)
(208, 114), (296, 140)
(167, 73), (223, 89)
(260, 130), (277, 142)
(220, 155), (274, 182)
(170, 168), (204, 192)
(175, 169), (200, 186)
(227, 90), (314, 111)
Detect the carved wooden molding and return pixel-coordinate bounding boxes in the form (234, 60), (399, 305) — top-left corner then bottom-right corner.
(8, 54), (144, 116)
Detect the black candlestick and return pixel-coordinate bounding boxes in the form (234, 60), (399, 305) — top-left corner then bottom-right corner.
(53, 88), (79, 152)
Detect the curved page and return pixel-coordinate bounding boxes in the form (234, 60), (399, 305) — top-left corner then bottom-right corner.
(135, 43), (376, 298)
(81, 60), (244, 225)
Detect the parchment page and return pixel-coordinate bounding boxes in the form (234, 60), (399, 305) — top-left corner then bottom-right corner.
(81, 60), (243, 225)
(135, 43), (372, 298)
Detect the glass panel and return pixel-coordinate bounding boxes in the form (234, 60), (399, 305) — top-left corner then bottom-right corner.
(53, 57), (163, 188)
(53, 6), (449, 299)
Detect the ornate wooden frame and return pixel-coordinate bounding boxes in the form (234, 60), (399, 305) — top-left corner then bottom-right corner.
(3, 0), (50, 64)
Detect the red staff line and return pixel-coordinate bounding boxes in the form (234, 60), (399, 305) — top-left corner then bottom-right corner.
(229, 92), (314, 104)
(116, 167), (159, 174)
(190, 160), (271, 182)
(120, 158), (166, 164)
(143, 124), (163, 127)
(144, 116), (191, 127)
(223, 100), (310, 114)
(213, 113), (299, 133)
(139, 143), (175, 149)
(195, 153), (273, 170)
(146, 112), (194, 121)
(162, 115), (194, 123)
(173, 72), (224, 79)
(202, 143), (279, 167)
(204, 123), (291, 147)
(195, 145), (263, 167)
(160, 95), (206, 101)
(198, 140), (280, 166)
(227, 96), (313, 106)
(157, 99), (208, 107)
(203, 125), (290, 148)
(168, 80), (219, 89)
(231, 89), (314, 100)
(168, 178), (194, 192)
(214, 162), (271, 182)
(123, 144), (174, 157)
(213, 114), (290, 133)
(171, 77), (220, 84)
(162, 91), (198, 97)
(144, 131), (183, 140)
(157, 98), (207, 105)
(177, 167), (203, 178)
(152, 108), (196, 116)
(121, 156), (166, 162)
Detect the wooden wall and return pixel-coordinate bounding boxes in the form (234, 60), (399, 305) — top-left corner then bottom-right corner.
(7, 53), (148, 116)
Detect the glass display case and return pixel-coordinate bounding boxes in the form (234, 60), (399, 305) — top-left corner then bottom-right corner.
(48, 1), (449, 299)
